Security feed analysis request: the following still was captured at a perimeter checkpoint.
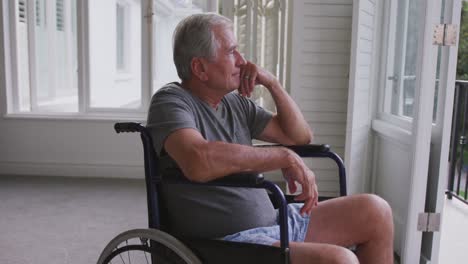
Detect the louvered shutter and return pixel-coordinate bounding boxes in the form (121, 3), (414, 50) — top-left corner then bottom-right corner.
(289, 0), (353, 196)
(344, 0), (378, 194)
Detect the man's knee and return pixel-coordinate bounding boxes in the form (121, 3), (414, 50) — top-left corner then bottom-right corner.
(362, 194), (392, 220)
(360, 194), (394, 235)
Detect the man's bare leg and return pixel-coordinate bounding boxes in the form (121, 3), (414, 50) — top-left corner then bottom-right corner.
(303, 194), (394, 264)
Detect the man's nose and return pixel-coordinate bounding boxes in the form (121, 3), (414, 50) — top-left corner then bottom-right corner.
(235, 51), (246, 66)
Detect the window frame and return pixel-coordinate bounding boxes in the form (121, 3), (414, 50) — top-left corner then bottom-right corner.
(377, 0), (413, 132)
(376, 0), (443, 134)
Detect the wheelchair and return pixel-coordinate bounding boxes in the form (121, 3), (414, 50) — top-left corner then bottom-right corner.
(96, 122), (347, 264)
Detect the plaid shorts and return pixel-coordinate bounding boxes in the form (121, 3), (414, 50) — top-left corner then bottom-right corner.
(221, 203), (310, 246)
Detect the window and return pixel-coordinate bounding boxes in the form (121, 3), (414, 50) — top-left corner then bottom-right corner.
(11, 0), (78, 112)
(222, 0), (289, 111)
(387, 0), (422, 119)
(35, 0), (42, 26)
(152, 0), (214, 92)
(115, 1), (131, 72)
(3, 0), (287, 117)
(56, 0), (64, 31)
(18, 0), (26, 23)
(382, 0), (443, 123)
(116, 2), (128, 72)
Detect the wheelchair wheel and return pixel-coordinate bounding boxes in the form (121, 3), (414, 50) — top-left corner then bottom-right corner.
(97, 228), (202, 264)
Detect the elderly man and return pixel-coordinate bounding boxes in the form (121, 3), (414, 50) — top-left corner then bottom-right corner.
(147, 13), (394, 264)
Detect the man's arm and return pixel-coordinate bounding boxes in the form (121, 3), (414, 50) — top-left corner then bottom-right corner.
(239, 62), (313, 145)
(164, 128), (318, 214)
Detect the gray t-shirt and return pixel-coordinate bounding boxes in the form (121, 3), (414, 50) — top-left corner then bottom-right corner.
(146, 82), (277, 238)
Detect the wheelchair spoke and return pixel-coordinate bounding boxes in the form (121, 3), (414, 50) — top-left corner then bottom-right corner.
(119, 251), (126, 264)
(118, 249), (127, 264)
(126, 240), (131, 264)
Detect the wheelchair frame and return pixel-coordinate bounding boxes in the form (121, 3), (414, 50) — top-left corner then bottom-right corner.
(97, 122), (347, 264)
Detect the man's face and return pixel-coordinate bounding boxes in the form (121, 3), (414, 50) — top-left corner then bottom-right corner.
(204, 26), (246, 93)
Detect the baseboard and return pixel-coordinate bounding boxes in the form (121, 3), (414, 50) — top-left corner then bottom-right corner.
(0, 161), (145, 178)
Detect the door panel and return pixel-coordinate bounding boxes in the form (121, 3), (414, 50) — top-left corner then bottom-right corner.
(370, 0), (442, 263)
(373, 134), (412, 257)
(422, 0), (462, 263)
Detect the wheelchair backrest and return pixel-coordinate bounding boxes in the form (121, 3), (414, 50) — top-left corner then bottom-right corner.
(133, 125), (170, 231)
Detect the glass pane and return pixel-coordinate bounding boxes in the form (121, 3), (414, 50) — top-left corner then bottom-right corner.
(434, 47), (441, 122)
(432, 0), (446, 123)
(116, 4), (126, 71)
(152, 0), (212, 93)
(16, 0), (31, 111)
(390, 0), (422, 118)
(457, 1), (468, 80)
(89, 0), (141, 109)
(230, 0), (286, 112)
(16, 0), (79, 112)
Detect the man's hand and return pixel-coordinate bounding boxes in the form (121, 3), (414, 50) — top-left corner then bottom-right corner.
(282, 150), (319, 216)
(239, 61), (313, 146)
(238, 61), (278, 97)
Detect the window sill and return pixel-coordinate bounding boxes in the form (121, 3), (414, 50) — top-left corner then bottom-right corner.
(377, 112), (412, 131)
(372, 119), (412, 145)
(3, 112), (146, 122)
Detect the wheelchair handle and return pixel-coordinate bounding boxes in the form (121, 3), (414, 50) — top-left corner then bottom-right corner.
(114, 122), (144, 133)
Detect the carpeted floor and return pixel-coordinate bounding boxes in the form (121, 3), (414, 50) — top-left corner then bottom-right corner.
(0, 175), (405, 264)
(0, 175), (147, 264)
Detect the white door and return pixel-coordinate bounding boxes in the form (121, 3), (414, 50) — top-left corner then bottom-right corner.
(421, 0), (462, 263)
(367, 0), (460, 263)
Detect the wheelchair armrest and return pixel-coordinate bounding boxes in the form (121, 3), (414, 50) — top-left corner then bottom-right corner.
(162, 168), (265, 188)
(255, 143), (330, 156)
(256, 143), (347, 197)
(285, 144), (330, 155)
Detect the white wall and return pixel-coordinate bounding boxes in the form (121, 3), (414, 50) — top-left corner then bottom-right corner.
(0, 117), (145, 178)
(290, 0), (353, 196)
(373, 133), (411, 256)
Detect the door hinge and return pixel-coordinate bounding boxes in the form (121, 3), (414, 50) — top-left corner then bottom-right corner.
(433, 24), (458, 46)
(417, 212), (441, 232)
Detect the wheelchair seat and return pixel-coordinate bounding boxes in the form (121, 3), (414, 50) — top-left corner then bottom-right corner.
(96, 122), (347, 264)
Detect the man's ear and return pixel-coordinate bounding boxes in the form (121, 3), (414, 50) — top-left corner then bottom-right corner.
(191, 57), (209, 81)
